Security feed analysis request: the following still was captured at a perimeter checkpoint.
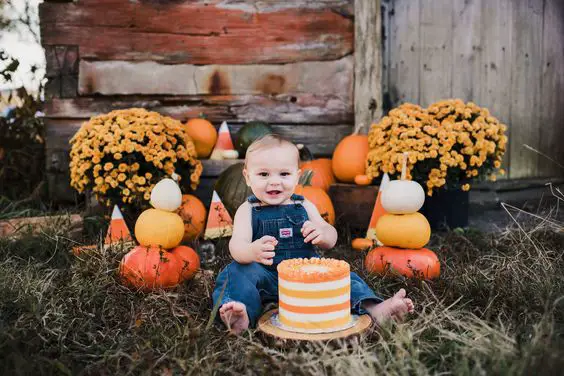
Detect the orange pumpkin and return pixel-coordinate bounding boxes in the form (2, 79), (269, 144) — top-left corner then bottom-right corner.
(352, 238), (373, 251)
(365, 246), (440, 279)
(170, 245), (200, 281)
(354, 174), (372, 186)
(295, 170), (335, 225)
(135, 208), (185, 249)
(375, 212), (431, 249)
(185, 116), (217, 158)
(298, 144), (336, 192)
(119, 245), (182, 290)
(177, 194), (207, 241)
(332, 126), (369, 183)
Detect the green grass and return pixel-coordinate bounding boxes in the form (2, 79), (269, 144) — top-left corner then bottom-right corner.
(0, 208), (562, 375)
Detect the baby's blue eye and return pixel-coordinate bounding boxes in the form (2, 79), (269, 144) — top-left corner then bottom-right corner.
(281, 172), (290, 177)
(258, 172), (268, 177)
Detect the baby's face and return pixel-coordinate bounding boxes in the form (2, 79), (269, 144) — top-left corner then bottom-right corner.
(243, 144), (300, 205)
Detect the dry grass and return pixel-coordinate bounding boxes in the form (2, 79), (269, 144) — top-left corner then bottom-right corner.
(0, 203), (562, 375)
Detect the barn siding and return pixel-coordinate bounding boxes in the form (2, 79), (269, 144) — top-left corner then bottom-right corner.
(39, 0), (357, 204)
(385, 0), (564, 178)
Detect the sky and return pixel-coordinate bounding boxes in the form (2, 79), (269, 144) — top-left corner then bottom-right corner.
(0, 0), (45, 92)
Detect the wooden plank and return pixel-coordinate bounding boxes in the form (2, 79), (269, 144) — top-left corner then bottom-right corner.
(0, 214), (82, 238)
(419, 0), (453, 106)
(77, 57), (353, 98)
(44, 94), (353, 124)
(388, 0), (420, 106)
(257, 309), (372, 341)
(451, 0), (482, 102)
(44, 45), (79, 99)
(39, 0), (353, 64)
(508, 0), (543, 178)
(478, 0), (513, 176)
(44, 118), (353, 158)
(539, 0), (564, 177)
(354, 0), (383, 131)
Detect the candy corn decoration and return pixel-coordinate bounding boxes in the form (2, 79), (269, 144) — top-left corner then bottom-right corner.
(204, 191), (233, 239)
(104, 205), (135, 249)
(366, 173), (390, 243)
(210, 121), (238, 160)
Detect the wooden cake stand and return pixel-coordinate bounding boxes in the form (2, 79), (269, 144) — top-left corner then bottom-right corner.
(257, 309), (372, 341)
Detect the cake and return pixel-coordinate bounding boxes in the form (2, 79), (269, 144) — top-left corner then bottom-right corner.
(277, 258), (351, 333)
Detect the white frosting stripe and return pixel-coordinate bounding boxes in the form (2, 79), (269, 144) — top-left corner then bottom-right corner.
(278, 308), (350, 322)
(278, 276), (350, 291)
(279, 292), (349, 306)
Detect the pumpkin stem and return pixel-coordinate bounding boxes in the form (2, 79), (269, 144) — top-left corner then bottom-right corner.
(299, 169), (314, 186)
(401, 152), (409, 180)
(198, 112), (208, 120)
(297, 144), (315, 162)
(352, 123), (365, 135)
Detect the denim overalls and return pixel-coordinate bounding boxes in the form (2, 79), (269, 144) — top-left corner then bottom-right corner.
(212, 194), (382, 327)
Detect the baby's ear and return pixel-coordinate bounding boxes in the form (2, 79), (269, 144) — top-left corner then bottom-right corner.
(242, 168), (251, 186)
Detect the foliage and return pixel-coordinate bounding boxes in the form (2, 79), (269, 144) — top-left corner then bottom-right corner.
(0, 50), (45, 202)
(0, 203), (562, 375)
(367, 100), (507, 195)
(69, 108), (203, 215)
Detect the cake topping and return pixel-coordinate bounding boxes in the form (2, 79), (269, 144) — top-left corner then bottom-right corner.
(277, 258), (350, 282)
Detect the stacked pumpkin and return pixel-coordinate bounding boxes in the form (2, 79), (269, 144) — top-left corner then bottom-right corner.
(119, 176), (200, 290)
(364, 155), (440, 279)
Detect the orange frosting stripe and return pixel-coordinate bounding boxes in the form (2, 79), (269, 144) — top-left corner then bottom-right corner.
(279, 300), (350, 314)
(277, 258), (350, 283)
(279, 285), (350, 299)
(279, 314), (351, 330)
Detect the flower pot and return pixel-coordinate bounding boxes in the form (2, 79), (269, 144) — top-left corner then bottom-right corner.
(421, 189), (469, 230)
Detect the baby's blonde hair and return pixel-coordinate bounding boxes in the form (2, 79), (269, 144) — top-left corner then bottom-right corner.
(245, 134), (299, 166)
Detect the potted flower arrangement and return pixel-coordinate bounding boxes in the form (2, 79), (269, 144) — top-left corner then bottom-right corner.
(69, 108), (203, 221)
(366, 99), (507, 229)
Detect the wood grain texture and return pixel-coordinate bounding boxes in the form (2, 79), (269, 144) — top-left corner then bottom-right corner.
(77, 57), (353, 99)
(478, 0), (513, 176)
(44, 45), (79, 99)
(39, 0), (353, 64)
(354, 0), (383, 131)
(388, 0), (420, 106)
(44, 95), (353, 124)
(451, 0), (482, 102)
(43, 118), (353, 160)
(508, 0), (543, 178)
(419, 0), (453, 106)
(257, 309), (372, 342)
(539, 0), (564, 177)
(385, 0), (564, 179)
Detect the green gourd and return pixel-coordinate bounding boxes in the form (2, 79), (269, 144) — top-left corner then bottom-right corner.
(235, 121), (273, 157)
(214, 163), (253, 218)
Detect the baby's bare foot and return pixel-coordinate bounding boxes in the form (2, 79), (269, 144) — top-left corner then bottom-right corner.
(219, 301), (250, 335)
(365, 289), (414, 325)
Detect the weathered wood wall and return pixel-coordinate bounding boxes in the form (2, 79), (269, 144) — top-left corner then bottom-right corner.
(39, 0), (357, 204)
(383, 0), (564, 179)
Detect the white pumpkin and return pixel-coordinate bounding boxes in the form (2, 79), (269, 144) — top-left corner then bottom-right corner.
(150, 178), (182, 211)
(381, 180), (425, 214)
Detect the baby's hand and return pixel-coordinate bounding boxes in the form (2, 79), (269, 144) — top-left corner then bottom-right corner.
(301, 221), (325, 245)
(251, 235), (278, 265)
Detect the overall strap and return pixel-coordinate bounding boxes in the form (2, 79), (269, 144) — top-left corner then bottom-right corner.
(247, 194), (261, 206)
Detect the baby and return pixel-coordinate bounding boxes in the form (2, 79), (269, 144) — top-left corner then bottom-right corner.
(212, 134), (414, 334)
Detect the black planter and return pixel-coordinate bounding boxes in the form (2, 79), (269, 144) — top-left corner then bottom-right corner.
(421, 189), (469, 230)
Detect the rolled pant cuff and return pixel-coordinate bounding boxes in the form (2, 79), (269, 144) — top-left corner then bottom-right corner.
(352, 295), (384, 315)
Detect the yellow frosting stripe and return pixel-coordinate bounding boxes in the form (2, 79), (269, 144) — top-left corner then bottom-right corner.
(279, 314), (351, 330)
(279, 285), (350, 299)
